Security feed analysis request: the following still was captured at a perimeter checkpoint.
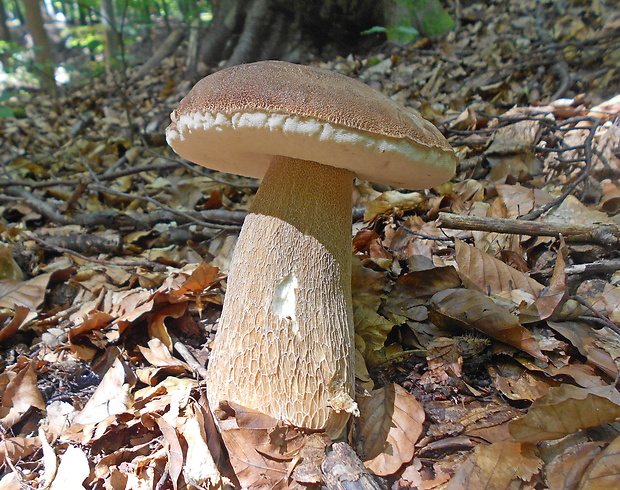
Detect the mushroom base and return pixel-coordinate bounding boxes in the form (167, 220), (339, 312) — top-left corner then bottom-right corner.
(206, 156), (357, 438)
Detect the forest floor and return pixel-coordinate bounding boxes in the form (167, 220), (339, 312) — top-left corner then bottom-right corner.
(1, 0), (620, 489)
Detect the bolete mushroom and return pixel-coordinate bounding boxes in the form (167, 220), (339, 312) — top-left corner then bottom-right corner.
(166, 61), (457, 438)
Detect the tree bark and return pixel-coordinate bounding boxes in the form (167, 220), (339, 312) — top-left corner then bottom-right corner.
(100, 0), (120, 81)
(22, 0), (55, 92)
(199, 0), (384, 68)
(0, 0), (11, 42)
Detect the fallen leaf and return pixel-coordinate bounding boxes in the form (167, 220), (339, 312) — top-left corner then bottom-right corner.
(510, 385), (620, 442)
(155, 416), (183, 490)
(50, 445), (91, 490)
(146, 303), (188, 351)
(545, 441), (604, 490)
(0, 436), (41, 463)
(357, 383), (425, 476)
(0, 306), (30, 343)
(72, 357), (136, 427)
(364, 190), (425, 221)
(169, 261), (224, 299)
(430, 288), (546, 360)
(0, 273), (52, 310)
(446, 441), (542, 489)
(454, 239), (544, 297)
(0, 360), (46, 428)
(579, 433), (620, 489)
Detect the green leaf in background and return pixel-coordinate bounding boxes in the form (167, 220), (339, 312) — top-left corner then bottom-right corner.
(376, 0), (455, 43)
(411, 0), (456, 38)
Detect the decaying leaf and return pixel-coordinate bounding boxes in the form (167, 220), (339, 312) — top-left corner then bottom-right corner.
(71, 357), (136, 429)
(578, 433), (620, 489)
(364, 190), (425, 221)
(0, 273), (52, 310)
(454, 239), (544, 298)
(49, 446), (90, 490)
(430, 288), (546, 360)
(357, 383), (425, 476)
(216, 402), (311, 489)
(0, 360), (46, 429)
(510, 385), (620, 442)
(168, 261), (224, 300)
(545, 441), (605, 490)
(446, 441), (542, 489)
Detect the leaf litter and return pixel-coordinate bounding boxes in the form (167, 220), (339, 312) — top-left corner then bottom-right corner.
(1, 0), (620, 488)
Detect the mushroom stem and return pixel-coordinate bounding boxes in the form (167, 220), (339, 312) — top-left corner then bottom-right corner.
(206, 156), (357, 437)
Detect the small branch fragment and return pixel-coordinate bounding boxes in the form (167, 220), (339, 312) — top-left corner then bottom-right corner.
(321, 442), (386, 490)
(437, 212), (620, 247)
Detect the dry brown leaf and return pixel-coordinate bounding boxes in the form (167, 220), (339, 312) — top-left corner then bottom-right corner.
(0, 360), (46, 429)
(155, 416), (183, 490)
(49, 446), (90, 490)
(216, 403), (308, 489)
(0, 306), (30, 343)
(468, 198), (521, 257)
(488, 361), (556, 402)
(105, 288), (156, 341)
(545, 442), (604, 490)
(521, 238), (569, 322)
(430, 288), (546, 360)
(510, 385), (620, 442)
(599, 179), (620, 215)
(421, 337), (463, 384)
(0, 436), (41, 464)
(495, 184), (553, 218)
(391, 265), (462, 301)
(72, 357), (136, 428)
(579, 433), (620, 489)
(138, 338), (190, 369)
(177, 402), (225, 489)
(352, 258), (396, 362)
(169, 261), (224, 300)
(0, 272), (52, 310)
(357, 383), (425, 476)
(547, 321), (618, 378)
(446, 441), (543, 489)
(69, 310), (115, 342)
(146, 302), (187, 350)
(363, 190), (425, 221)
(454, 239), (544, 297)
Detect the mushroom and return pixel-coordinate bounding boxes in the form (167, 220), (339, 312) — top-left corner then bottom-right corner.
(166, 61), (457, 438)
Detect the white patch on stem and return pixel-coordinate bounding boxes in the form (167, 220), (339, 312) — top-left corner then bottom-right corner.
(272, 273), (299, 334)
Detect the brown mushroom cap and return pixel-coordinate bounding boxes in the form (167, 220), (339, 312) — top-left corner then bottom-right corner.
(166, 60), (457, 189)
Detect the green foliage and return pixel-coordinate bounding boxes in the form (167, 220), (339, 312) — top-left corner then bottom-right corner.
(362, 25), (420, 44)
(63, 25), (105, 53)
(0, 91), (24, 118)
(363, 0), (455, 43)
(411, 0), (455, 38)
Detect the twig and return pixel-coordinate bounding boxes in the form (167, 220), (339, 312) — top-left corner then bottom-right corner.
(437, 212), (620, 247)
(170, 334), (208, 379)
(521, 118), (602, 220)
(4, 187), (71, 224)
(29, 234), (162, 268)
(322, 442), (386, 490)
(565, 259), (620, 275)
(573, 296), (620, 336)
(90, 183), (238, 230)
(400, 224), (462, 241)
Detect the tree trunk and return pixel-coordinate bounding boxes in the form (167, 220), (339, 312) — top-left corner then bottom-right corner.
(0, 0), (11, 42)
(22, 0), (55, 92)
(199, 0), (384, 68)
(100, 0), (120, 81)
